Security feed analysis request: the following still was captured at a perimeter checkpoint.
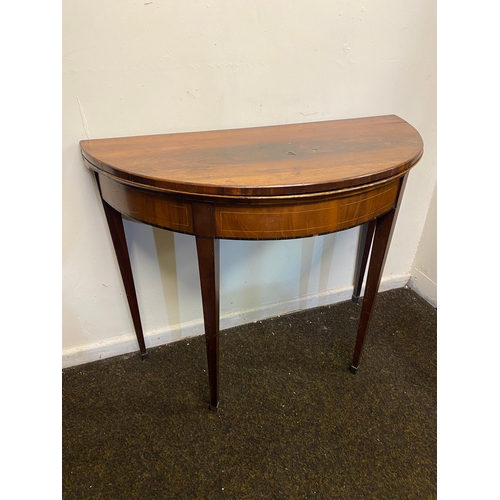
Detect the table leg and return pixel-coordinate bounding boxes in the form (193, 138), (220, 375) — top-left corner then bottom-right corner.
(196, 236), (220, 410)
(349, 208), (397, 373)
(352, 219), (376, 304)
(95, 175), (148, 359)
(349, 173), (409, 373)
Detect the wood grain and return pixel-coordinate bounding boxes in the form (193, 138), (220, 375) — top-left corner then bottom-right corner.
(214, 178), (400, 239)
(81, 115), (423, 198)
(97, 171), (401, 240)
(98, 173), (194, 234)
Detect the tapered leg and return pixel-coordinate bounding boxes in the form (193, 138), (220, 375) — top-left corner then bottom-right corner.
(349, 208), (397, 373)
(352, 219), (376, 304)
(96, 175), (148, 359)
(196, 236), (220, 410)
(349, 173), (409, 373)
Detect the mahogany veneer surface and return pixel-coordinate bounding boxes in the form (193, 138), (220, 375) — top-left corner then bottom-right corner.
(80, 114), (423, 199)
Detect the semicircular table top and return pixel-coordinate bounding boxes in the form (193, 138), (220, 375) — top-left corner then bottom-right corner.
(80, 114), (423, 199)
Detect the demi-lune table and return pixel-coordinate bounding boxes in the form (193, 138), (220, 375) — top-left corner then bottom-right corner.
(80, 114), (423, 409)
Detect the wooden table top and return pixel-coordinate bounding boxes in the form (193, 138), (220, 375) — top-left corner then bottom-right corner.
(80, 114), (423, 198)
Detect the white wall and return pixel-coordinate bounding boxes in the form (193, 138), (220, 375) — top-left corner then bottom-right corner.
(410, 185), (437, 306)
(62, 0), (437, 367)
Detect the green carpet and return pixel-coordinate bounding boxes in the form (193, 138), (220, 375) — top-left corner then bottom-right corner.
(62, 287), (436, 499)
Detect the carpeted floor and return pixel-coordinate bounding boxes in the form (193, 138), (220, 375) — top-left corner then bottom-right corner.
(62, 287), (436, 499)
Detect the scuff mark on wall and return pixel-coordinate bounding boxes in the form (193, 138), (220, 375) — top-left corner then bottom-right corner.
(88, 35), (107, 66)
(76, 96), (91, 139)
(299, 111), (319, 117)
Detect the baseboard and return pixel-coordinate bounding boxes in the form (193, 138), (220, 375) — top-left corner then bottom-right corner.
(408, 267), (437, 308)
(62, 273), (411, 368)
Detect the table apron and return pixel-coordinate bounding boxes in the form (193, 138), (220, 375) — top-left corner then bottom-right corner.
(98, 172), (400, 240)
